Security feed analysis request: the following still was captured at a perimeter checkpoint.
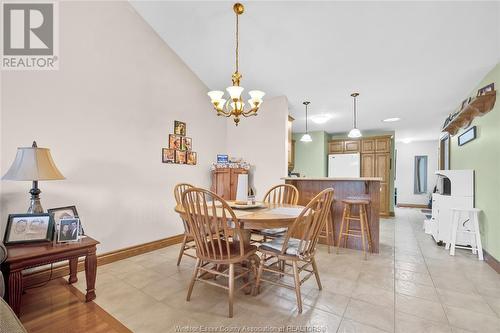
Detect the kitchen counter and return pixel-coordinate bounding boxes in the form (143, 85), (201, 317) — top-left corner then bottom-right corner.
(284, 177), (381, 252)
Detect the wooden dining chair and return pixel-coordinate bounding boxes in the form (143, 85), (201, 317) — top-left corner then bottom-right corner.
(182, 188), (257, 318)
(252, 184), (299, 243)
(254, 188), (334, 313)
(174, 183), (196, 266)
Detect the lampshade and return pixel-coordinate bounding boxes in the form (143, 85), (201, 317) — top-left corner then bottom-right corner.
(208, 90), (224, 102)
(348, 128), (362, 138)
(300, 133), (312, 142)
(249, 90), (265, 100)
(226, 86), (244, 100)
(2, 146), (65, 181)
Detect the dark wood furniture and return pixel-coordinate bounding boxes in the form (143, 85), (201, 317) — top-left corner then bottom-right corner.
(283, 177), (381, 253)
(211, 167), (248, 200)
(1, 237), (99, 316)
(328, 135), (392, 216)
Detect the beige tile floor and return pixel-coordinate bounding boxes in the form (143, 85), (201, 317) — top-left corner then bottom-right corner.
(74, 208), (500, 333)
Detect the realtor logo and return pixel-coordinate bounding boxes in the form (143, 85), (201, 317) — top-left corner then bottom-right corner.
(1, 2), (59, 70)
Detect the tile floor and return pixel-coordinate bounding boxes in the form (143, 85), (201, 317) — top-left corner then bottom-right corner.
(74, 208), (500, 333)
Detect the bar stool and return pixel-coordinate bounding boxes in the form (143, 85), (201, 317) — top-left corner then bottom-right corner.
(446, 208), (483, 260)
(337, 198), (372, 259)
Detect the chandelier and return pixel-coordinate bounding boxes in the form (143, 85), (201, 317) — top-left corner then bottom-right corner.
(207, 3), (265, 126)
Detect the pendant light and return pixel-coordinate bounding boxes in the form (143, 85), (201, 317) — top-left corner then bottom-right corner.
(300, 101), (312, 142)
(348, 93), (362, 138)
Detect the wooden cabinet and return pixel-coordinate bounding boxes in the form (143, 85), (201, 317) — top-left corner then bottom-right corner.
(361, 153), (375, 177)
(344, 140), (360, 153)
(375, 153), (390, 182)
(211, 168), (248, 200)
(287, 116), (294, 171)
(375, 138), (390, 153)
(379, 183), (389, 216)
(329, 141), (344, 154)
(361, 139), (375, 153)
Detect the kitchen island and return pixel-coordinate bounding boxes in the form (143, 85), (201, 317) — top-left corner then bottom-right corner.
(282, 177), (381, 253)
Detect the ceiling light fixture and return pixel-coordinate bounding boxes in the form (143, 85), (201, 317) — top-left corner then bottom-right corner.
(207, 3), (265, 126)
(382, 117), (401, 123)
(348, 93), (362, 138)
(300, 101), (312, 142)
(401, 138), (413, 144)
(310, 114), (333, 124)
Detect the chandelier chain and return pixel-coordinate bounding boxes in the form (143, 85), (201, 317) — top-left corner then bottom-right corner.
(235, 11), (239, 74)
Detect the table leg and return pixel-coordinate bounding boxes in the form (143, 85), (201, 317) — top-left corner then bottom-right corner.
(8, 270), (23, 316)
(85, 248), (97, 302)
(69, 257), (78, 284)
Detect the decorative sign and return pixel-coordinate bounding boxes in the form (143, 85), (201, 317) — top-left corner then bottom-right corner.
(162, 121), (197, 165)
(217, 154), (229, 164)
(458, 126), (477, 146)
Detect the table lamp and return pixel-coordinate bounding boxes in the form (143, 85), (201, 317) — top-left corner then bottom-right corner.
(2, 141), (65, 213)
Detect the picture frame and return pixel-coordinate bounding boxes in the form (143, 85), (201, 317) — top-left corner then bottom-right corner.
(175, 150), (186, 164)
(174, 120), (186, 136)
(187, 151), (197, 165)
(57, 218), (80, 243)
(48, 205), (85, 235)
(162, 148), (175, 163)
(183, 137), (192, 151)
(477, 83), (494, 97)
(169, 134), (182, 150)
(217, 154), (229, 164)
(458, 126), (477, 146)
(3, 213), (54, 245)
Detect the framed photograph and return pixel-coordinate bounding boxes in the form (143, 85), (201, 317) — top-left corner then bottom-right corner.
(3, 213), (54, 245)
(477, 83), (494, 97)
(175, 150), (186, 164)
(162, 148), (175, 163)
(460, 97), (471, 110)
(458, 126), (477, 146)
(48, 205), (84, 235)
(174, 120), (186, 136)
(187, 151), (197, 165)
(169, 134), (182, 150)
(57, 218), (80, 243)
(183, 137), (192, 151)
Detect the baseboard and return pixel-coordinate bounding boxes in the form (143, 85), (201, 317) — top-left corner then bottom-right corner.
(23, 234), (184, 287)
(483, 249), (500, 274)
(397, 203), (429, 209)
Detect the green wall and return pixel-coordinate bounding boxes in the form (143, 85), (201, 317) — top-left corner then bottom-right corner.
(330, 130), (396, 214)
(450, 63), (500, 261)
(292, 131), (329, 177)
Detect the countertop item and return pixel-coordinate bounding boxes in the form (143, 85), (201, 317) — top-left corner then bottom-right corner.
(281, 177), (382, 181)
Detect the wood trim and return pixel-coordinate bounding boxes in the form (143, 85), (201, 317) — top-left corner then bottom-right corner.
(397, 203), (429, 209)
(483, 249), (500, 274)
(23, 234), (184, 287)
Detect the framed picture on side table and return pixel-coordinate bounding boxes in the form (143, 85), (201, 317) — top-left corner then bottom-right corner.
(48, 206), (84, 235)
(57, 218), (80, 243)
(3, 213), (54, 245)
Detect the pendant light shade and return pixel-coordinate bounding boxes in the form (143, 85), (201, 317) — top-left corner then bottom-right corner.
(300, 101), (312, 142)
(348, 93), (362, 138)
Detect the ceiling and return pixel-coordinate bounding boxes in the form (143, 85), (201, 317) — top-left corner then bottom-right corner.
(131, 1), (500, 142)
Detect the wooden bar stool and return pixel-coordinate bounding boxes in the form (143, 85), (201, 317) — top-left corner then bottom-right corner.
(336, 198), (372, 259)
(446, 208), (483, 260)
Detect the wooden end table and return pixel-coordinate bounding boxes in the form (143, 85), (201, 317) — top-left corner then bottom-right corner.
(1, 236), (99, 316)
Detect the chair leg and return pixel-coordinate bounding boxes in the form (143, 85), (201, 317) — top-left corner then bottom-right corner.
(228, 263), (235, 318)
(255, 256), (265, 295)
(186, 258), (201, 301)
(177, 234), (188, 266)
(292, 261), (302, 313)
(311, 257), (322, 290)
(337, 205), (348, 254)
(344, 205), (352, 249)
(364, 205), (373, 253)
(325, 218), (331, 254)
(360, 206), (367, 260)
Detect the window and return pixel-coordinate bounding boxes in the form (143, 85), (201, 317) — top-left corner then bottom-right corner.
(414, 156), (428, 194)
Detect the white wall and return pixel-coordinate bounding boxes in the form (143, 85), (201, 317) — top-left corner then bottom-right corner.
(395, 140), (439, 205)
(225, 96), (289, 199)
(0, 1), (226, 253)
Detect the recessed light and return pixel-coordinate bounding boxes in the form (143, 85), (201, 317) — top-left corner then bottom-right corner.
(401, 138), (413, 144)
(382, 117), (401, 122)
(310, 114), (333, 124)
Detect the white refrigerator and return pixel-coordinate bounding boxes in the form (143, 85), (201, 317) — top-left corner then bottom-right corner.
(328, 153), (360, 178)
